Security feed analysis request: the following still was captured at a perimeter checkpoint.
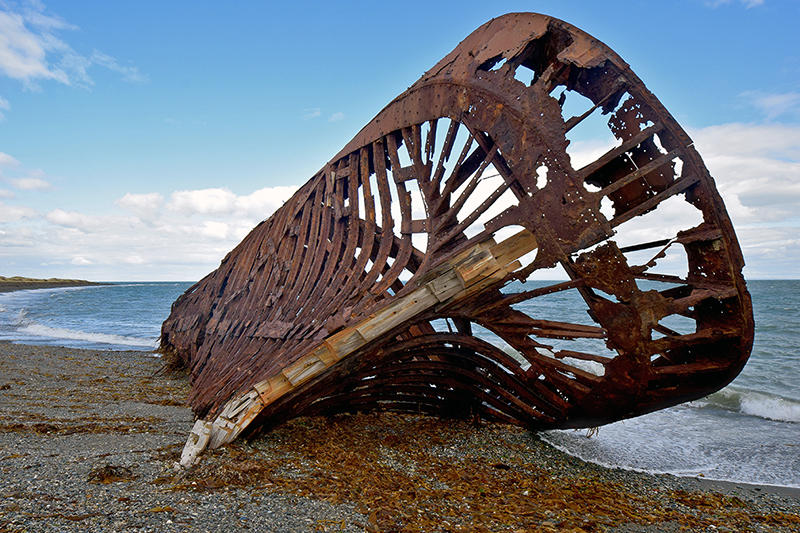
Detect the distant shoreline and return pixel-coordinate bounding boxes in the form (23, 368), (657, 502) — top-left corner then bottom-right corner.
(0, 276), (107, 293)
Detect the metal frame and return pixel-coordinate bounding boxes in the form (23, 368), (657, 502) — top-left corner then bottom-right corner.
(160, 13), (754, 466)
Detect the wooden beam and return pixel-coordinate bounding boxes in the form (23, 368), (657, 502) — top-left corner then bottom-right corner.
(178, 229), (538, 467)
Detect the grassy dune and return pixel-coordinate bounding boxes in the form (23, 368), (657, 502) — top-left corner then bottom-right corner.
(0, 276), (103, 292)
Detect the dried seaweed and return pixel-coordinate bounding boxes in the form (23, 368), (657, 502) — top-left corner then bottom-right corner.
(170, 413), (800, 532)
(87, 464), (136, 484)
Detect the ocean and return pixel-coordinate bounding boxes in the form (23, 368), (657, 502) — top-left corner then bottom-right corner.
(0, 279), (797, 488)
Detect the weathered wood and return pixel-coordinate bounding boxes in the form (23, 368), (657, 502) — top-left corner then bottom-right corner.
(179, 229), (539, 465)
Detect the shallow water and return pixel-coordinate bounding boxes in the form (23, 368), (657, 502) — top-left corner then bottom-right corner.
(0, 282), (193, 351)
(538, 280), (800, 488)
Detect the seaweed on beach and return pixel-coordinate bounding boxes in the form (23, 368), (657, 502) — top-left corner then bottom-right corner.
(87, 464), (137, 484)
(168, 412), (800, 532)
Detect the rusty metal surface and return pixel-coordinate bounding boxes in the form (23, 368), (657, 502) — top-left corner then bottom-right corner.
(160, 13), (753, 445)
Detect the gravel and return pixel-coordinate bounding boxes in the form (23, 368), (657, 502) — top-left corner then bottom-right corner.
(1, 342), (798, 532)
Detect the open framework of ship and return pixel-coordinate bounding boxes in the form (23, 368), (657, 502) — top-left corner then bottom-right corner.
(158, 13), (754, 467)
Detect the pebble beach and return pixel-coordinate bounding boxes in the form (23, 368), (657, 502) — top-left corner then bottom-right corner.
(1, 341), (799, 533)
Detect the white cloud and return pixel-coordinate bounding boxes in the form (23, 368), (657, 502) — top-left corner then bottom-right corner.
(689, 122), (800, 277)
(122, 254), (146, 264)
(0, 188), (13, 199)
(303, 108), (321, 120)
(235, 186), (300, 218)
(115, 192), (164, 223)
(740, 91), (800, 120)
(0, 200), (37, 222)
(200, 220), (229, 240)
(0, 94), (9, 120)
(0, 151), (20, 168)
(706, 0), (765, 7)
(8, 176), (52, 190)
(690, 123), (800, 159)
(0, 152), (53, 192)
(90, 49), (147, 83)
(690, 123), (800, 223)
(0, 2), (145, 93)
(329, 112), (345, 122)
(166, 186), (298, 219)
(45, 208), (105, 232)
(167, 187), (237, 216)
(0, 183), (301, 279)
(0, 5), (72, 87)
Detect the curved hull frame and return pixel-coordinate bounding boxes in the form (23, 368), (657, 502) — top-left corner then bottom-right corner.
(160, 13), (754, 466)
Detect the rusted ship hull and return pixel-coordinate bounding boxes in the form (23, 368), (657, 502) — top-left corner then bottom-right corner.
(160, 13), (753, 466)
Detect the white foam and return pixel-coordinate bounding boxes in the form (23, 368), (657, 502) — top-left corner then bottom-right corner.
(18, 323), (157, 349)
(701, 388), (800, 423)
(541, 405), (800, 488)
(740, 393), (800, 423)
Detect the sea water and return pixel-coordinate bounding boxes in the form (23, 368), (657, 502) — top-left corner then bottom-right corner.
(0, 282), (194, 351)
(532, 279), (800, 488)
(0, 279), (797, 487)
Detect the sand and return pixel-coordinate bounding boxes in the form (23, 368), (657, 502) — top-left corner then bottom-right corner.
(1, 341), (799, 532)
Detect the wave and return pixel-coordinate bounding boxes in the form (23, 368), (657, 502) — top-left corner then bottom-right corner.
(696, 388), (800, 423)
(17, 323), (158, 350)
(541, 404), (800, 488)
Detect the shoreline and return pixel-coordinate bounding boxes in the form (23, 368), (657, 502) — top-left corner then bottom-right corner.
(695, 477), (800, 499)
(0, 277), (107, 293)
(1, 342), (799, 532)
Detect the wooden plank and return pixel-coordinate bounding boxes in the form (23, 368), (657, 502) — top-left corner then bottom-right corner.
(456, 252), (498, 287)
(185, 230), (542, 462)
(489, 229), (538, 267)
(311, 343), (337, 366)
(425, 269), (464, 302)
(254, 374), (293, 405)
(283, 355), (328, 387)
(324, 328), (367, 360)
(356, 287), (440, 341)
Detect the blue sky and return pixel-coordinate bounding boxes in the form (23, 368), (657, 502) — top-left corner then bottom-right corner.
(1, 0), (799, 280)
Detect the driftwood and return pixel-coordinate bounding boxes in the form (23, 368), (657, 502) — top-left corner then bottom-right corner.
(160, 13), (754, 467)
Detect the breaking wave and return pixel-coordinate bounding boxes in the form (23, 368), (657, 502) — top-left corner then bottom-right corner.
(698, 388), (800, 424)
(18, 323), (157, 350)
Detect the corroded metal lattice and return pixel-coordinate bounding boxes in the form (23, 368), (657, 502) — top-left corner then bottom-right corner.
(161, 13), (754, 466)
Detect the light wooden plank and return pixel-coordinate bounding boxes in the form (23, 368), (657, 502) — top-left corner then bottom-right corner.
(283, 355), (328, 387)
(325, 328), (367, 360)
(357, 287), (439, 341)
(425, 269), (464, 302)
(254, 374), (293, 405)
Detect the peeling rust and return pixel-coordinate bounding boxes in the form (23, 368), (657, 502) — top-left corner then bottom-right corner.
(160, 13), (753, 464)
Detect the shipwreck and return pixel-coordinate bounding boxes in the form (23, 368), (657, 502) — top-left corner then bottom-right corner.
(160, 13), (754, 467)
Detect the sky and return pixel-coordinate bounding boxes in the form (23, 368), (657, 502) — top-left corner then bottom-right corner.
(1, 0), (799, 281)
